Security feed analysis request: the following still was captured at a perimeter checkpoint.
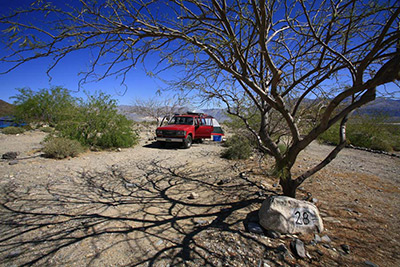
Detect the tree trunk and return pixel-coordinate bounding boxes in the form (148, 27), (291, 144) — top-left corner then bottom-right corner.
(279, 177), (298, 198)
(275, 162), (298, 198)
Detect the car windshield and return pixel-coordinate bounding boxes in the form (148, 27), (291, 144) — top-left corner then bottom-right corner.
(168, 116), (194, 125)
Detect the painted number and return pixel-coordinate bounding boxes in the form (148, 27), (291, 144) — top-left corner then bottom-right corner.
(295, 211), (311, 225)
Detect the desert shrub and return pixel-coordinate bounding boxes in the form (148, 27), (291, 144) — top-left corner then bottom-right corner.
(12, 87), (78, 126)
(1, 126), (25, 135)
(56, 92), (139, 149)
(39, 126), (54, 133)
(277, 143), (289, 155)
(42, 137), (84, 159)
(318, 115), (400, 152)
(221, 134), (253, 160)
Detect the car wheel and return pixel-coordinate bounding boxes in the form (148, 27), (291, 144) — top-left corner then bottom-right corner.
(183, 135), (192, 149)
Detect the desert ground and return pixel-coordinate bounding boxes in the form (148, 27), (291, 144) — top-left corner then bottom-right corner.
(0, 128), (399, 266)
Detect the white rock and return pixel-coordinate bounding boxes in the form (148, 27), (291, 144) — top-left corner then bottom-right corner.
(259, 196), (324, 234)
(188, 192), (199, 199)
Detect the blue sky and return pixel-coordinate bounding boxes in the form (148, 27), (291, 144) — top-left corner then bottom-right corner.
(0, 49), (169, 105)
(0, 0), (399, 106)
(0, 0), (175, 106)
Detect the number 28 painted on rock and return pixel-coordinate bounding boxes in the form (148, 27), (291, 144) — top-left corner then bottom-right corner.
(293, 208), (317, 227)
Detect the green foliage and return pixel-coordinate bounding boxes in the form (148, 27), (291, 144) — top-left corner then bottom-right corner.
(11, 87), (77, 126)
(1, 126), (25, 135)
(42, 137), (84, 159)
(56, 92), (138, 149)
(11, 87), (138, 150)
(277, 143), (288, 155)
(318, 115), (400, 152)
(39, 126), (54, 133)
(225, 105), (261, 134)
(221, 134), (253, 160)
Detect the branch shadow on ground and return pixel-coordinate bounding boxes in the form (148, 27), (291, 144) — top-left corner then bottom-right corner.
(0, 159), (283, 266)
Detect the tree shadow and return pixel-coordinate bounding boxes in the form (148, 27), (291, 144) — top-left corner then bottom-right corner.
(0, 159), (284, 266)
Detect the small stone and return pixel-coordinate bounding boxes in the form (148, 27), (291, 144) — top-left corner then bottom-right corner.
(311, 198), (318, 204)
(9, 160), (18, 165)
(276, 244), (288, 253)
(247, 222), (264, 234)
(117, 148), (122, 152)
(125, 183), (136, 188)
(341, 244), (350, 254)
(2, 152), (18, 160)
(257, 191), (264, 197)
(364, 261), (378, 267)
(155, 240), (164, 246)
(314, 234), (322, 243)
(217, 179), (229, 185)
(260, 260), (272, 267)
(272, 183), (278, 188)
(290, 239), (306, 258)
(188, 192), (199, 199)
(321, 235), (332, 243)
(266, 230), (280, 239)
(322, 243), (331, 249)
(194, 220), (208, 226)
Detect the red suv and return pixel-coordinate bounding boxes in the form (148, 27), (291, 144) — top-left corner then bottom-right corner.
(155, 113), (214, 148)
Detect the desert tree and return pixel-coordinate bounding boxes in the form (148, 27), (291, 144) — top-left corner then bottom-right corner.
(132, 96), (187, 125)
(1, 0), (399, 197)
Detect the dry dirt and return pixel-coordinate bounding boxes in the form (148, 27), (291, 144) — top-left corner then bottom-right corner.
(0, 129), (399, 266)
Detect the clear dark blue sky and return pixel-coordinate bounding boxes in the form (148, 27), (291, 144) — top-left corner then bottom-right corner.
(0, 0), (174, 105)
(0, 49), (169, 105)
(0, 0), (398, 106)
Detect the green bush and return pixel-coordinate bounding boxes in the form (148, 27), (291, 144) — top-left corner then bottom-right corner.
(11, 87), (139, 150)
(277, 143), (288, 155)
(56, 92), (139, 149)
(12, 86), (77, 126)
(1, 126), (25, 135)
(318, 115), (400, 152)
(42, 137), (84, 159)
(221, 134), (253, 160)
(39, 126), (54, 133)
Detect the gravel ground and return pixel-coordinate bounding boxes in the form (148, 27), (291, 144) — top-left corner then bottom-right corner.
(0, 129), (399, 266)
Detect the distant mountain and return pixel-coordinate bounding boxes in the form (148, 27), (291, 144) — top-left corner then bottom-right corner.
(355, 98), (400, 120)
(117, 105), (230, 122)
(118, 97), (400, 123)
(0, 100), (15, 117)
(202, 108), (230, 122)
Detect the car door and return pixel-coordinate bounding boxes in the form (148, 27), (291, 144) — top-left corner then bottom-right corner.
(194, 117), (213, 138)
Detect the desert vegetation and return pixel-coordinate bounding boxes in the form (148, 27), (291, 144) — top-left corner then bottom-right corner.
(319, 115), (400, 152)
(41, 136), (84, 159)
(1, 126), (25, 135)
(11, 87), (138, 153)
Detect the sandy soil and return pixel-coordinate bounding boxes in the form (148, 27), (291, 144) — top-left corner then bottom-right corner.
(0, 129), (399, 266)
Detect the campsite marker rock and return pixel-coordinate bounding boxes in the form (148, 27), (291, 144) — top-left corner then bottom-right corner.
(259, 196), (324, 234)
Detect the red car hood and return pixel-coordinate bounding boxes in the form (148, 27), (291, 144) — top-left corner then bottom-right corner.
(157, 124), (193, 131)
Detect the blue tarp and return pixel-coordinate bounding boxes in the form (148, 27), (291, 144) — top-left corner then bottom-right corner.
(0, 116), (27, 128)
